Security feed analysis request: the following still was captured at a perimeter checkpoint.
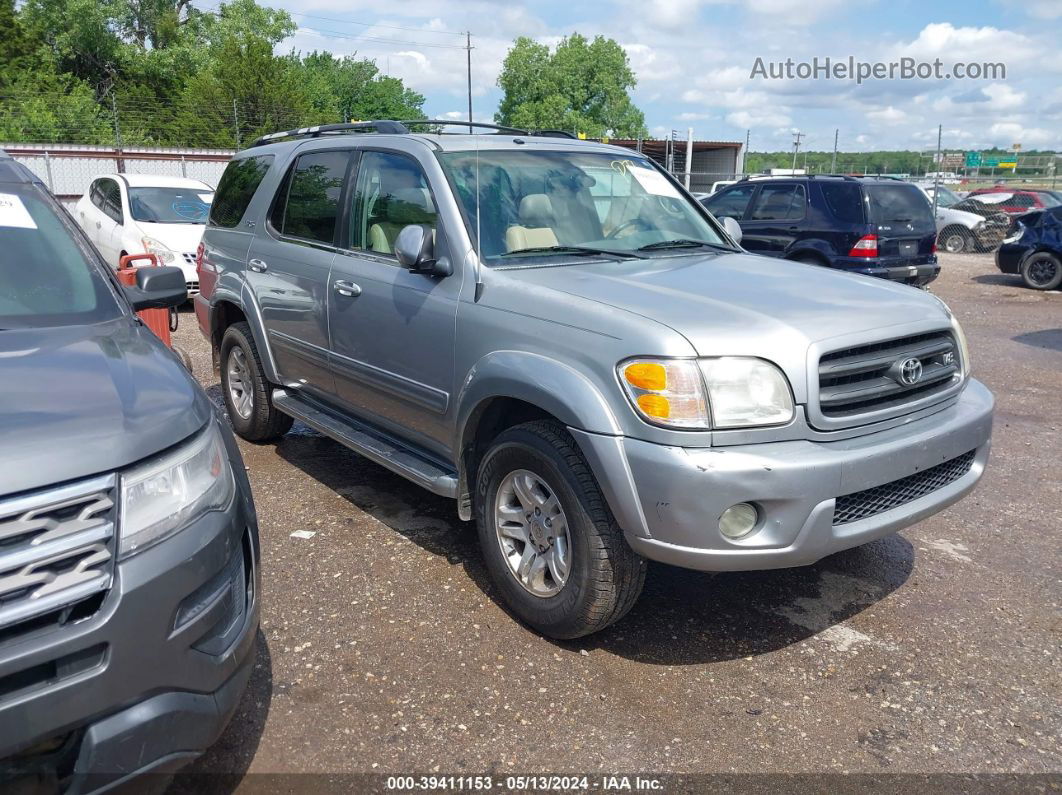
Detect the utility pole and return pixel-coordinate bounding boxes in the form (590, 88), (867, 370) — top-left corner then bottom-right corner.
(111, 95), (125, 173)
(831, 128), (838, 173)
(684, 127), (694, 189)
(791, 131), (804, 173)
(932, 123), (942, 218)
(742, 128), (750, 177)
(233, 99), (241, 150)
(466, 32), (473, 133)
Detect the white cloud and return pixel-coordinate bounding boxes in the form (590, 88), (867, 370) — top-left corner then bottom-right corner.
(727, 109), (792, 128)
(866, 106), (908, 125)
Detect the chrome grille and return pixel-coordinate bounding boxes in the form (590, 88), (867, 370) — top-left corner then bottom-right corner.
(833, 450), (976, 525)
(185, 280), (200, 296)
(817, 331), (960, 421)
(0, 475), (116, 633)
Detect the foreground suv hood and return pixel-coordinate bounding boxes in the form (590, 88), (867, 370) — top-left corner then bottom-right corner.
(512, 252), (951, 398)
(0, 319), (212, 496)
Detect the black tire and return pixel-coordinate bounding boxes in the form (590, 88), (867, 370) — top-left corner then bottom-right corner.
(475, 420), (646, 639)
(219, 321), (293, 441)
(1020, 252), (1062, 291)
(939, 226), (971, 254)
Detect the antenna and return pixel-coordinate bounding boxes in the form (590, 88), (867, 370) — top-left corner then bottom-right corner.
(473, 132), (484, 301)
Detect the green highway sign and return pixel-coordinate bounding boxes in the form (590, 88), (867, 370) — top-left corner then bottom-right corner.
(965, 152), (1017, 169)
(965, 152), (982, 167)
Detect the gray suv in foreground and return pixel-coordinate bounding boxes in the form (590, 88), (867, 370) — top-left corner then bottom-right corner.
(196, 120), (993, 639)
(0, 153), (259, 790)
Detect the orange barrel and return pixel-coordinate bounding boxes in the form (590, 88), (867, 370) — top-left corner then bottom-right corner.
(117, 253), (173, 348)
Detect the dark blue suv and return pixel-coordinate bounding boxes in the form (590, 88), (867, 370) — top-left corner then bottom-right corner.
(702, 176), (939, 287)
(995, 206), (1062, 290)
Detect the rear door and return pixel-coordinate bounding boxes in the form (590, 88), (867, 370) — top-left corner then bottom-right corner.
(246, 148), (354, 398)
(740, 182), (806, 257)
(864, 182), (936, 263)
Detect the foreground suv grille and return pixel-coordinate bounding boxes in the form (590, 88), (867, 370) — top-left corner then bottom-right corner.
(0, 475), (116, 635)
(817, 331), (959, 420)
(833, 450), (976, 525)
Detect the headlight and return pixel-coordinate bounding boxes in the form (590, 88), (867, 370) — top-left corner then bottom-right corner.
(619, 359), (710, 429)
(950, 316), (971, 379)
(699, 357), (794, 428)
(618, 357), (794, 429)
(119, 422), (234, 557)
(1002, 224), (1022, 244)
(141, 236), (175, 264)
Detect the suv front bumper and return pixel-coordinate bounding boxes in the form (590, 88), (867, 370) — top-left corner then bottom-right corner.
(575, 378), (993, 572)
(0, 424), (260, 793)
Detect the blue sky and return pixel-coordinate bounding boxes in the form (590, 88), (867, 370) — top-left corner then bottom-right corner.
(266, 0), (1061, 151)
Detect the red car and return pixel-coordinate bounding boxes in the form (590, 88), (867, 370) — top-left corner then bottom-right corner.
(965, 188), (1061, 215)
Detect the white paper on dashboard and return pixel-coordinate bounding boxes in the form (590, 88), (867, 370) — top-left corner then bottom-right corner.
(628, 166), (682, 198)
(0, 193), (37, 228)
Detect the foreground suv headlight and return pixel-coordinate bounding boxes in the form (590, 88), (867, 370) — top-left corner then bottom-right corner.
(699, 357), (794, 428)
(119, 422), (234, 557)
(619, 357), (794, 429)
(951, 316), (971, 379)
(141, 235), (175, 264)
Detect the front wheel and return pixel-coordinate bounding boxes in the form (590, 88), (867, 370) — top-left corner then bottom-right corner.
(1021, 252), (1062, 291)
(475, 420), (646, 639)
(939, 226), (971, 254)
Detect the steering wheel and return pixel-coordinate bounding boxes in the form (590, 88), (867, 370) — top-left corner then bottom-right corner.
(605, 217), (650, 239)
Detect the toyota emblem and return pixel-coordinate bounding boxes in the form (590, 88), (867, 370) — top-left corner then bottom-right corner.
(898, 357), (923, 385)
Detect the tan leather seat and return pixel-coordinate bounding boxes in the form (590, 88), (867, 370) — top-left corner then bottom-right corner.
(505, 194), (558, 251)
(368, 188), (436, 254)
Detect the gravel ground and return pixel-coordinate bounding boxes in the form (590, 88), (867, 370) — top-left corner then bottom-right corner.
(173, 252), (1060, 788)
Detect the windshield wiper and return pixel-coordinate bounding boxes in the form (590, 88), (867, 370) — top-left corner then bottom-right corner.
(637, 239), (734, 252)
(500, 245), (645, 260)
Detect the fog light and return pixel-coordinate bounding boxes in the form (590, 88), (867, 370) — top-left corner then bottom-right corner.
(719, 503), (759, 539)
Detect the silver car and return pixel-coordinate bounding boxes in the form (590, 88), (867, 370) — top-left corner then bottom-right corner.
(196, 121), (993, 639)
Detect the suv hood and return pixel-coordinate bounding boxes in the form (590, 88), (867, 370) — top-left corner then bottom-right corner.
(0, 318), (212, 496)
(511, 252), (951, 398)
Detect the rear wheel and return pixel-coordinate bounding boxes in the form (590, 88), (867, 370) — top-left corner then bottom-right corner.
(939, 226), (971, 254)
(475, 420), (646, 639)
(220, 321), (293, 441)
(1020, 252), (1062, 291)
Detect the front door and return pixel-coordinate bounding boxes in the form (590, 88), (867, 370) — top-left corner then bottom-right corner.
(246, 148), (354, 398)
(327, 149), (461, 456)
(93, 178), (123, 266)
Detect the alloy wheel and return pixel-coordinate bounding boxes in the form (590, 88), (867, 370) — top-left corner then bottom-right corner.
(494, 469), (572, 597)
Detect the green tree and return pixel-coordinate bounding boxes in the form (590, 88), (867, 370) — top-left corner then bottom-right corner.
(300, 52), (426, 123)
(496, 33), (647, 138)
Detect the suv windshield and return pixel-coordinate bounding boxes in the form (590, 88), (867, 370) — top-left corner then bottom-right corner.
(438, 150), (729, 262)
(865, 183), (935, 230)
(129, 186), (213, 224)
(932, 186), (961, 207)
(0, 185), (123, 329)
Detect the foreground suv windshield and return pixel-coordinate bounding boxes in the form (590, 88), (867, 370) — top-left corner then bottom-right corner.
(129, 187), (213, 224)
(0, 185), (123, 329)
(438, 149), (728, 262)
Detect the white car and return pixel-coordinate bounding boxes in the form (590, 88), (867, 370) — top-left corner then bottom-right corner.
(75, 174), (213, 295)
(914, 183), (991, 253)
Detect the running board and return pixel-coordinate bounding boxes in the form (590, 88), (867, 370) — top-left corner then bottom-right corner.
(271, 389), (458, 498)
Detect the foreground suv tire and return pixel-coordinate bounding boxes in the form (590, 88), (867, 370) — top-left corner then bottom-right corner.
(220, 321), (294, 441)
(475, 420), (647, 639)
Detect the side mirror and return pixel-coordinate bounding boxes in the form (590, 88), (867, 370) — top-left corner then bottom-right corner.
(394, 224), (452, 277)
(722, 216), (743, 245)
(125, 266), (187, 311)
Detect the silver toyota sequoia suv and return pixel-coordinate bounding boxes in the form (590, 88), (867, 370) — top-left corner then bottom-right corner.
(195, 120), (994, 639)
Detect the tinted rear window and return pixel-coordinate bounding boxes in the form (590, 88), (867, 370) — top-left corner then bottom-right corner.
(865, 184), (933, 228)
(0, 185), (122, 328)
(820, 182), (865, 224)
(209, 155), (273, 228)
(270, 150), (350, 244)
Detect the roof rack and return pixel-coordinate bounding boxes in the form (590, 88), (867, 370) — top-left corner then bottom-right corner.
(249, 119), (578, 148)
(402, 119), (576, 139)
(250, 121), (411, 148)
(736, 173), (862, 183)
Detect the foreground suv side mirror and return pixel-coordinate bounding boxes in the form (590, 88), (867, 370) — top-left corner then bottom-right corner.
(722, 216), (743, 245)
(395, 224), (452, 277)
(124, 265), (188, 311)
